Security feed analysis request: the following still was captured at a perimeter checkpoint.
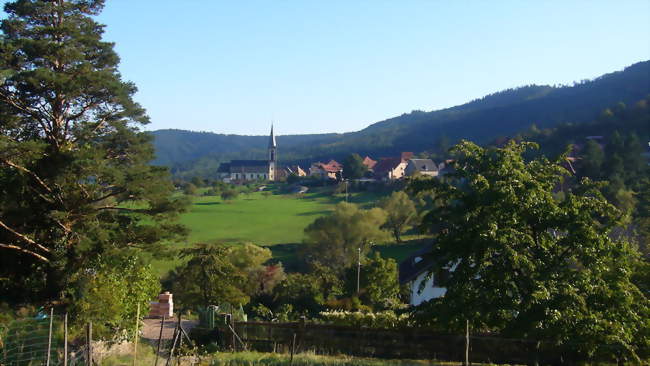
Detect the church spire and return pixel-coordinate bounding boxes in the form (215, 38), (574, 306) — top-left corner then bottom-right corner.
(268, 124), (277, 149)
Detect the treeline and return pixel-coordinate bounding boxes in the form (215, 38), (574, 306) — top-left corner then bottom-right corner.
(154, 61), (650, 179)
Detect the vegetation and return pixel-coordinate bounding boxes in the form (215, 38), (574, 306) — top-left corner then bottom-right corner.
(0, 0), (185, 333)
(378, 191), (418, 242)
(410, 140), (649, 361)
(342, 153), (368, 179)
(152, 61), (649, 179)
(208, 351), (449, 366)
(302, 202), (388, 273)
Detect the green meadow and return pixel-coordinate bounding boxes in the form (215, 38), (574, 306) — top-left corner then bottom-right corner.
(152, 186), (428, 276)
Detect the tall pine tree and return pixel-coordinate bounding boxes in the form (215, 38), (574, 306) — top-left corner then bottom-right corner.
(0, 0), (186, 302)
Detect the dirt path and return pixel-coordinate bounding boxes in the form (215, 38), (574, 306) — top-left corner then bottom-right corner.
(142, 317), (199, 342)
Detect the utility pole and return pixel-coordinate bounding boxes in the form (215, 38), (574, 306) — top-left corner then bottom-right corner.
(356, 247), (361, 293)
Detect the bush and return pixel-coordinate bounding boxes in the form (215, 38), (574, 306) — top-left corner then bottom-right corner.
(319, 310), (412, 329)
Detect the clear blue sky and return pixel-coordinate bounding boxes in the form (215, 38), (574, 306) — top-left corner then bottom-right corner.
(87, 1), (649, 135)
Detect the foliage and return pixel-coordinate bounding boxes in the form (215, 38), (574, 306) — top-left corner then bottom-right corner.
(0, 0), (186, 308)
(272, 264), (343, 317)
(171, 243), (249, 309)
(352, 252), (401, 310)
(378, 191), (418, 242)
(227, 243), (286, 296)
(154, 62), (650, 179)
(410, 140), (649, 361)
(208, 351), (437, 366)
(342, 153), (368, 180)
(183, 182), (198, 195)
(220, 188), (239, 201)
(68, 251), (160, 339)
(302, 202), (388, 273)
(319, 310), (412, 329)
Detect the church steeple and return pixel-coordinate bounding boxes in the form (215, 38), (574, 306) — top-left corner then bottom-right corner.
(268, 124), (277, 149)
(268, 124), (277, 181)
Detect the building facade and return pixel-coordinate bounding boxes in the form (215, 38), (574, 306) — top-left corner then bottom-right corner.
(217, 125), (277, 182)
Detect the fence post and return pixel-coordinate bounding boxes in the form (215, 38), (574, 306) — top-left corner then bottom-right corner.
(46, 307), (53, 366)
(289, 333), (297, 366)
(154, 315), (165, 366)
(133, 303), (140, 366)
(86, 322), (92, 366)
(229, 314), (236, 352)
(299, 316), (306, 353)
(464, 319), (469, 366)
(63, 313), (68, 366)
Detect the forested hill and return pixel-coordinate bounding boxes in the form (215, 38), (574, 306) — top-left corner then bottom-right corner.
(152, 61), (650, 178)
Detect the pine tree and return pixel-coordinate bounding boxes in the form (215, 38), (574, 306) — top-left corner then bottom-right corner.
(0, 0), (186, 302)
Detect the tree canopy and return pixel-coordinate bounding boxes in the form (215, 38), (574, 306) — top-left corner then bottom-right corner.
(0, 0), (186, 304)
(378, 191), (417, 242)
(342, 153), (368, 180)
(302, 202), (387, 272)
(410, 140), (649, 361)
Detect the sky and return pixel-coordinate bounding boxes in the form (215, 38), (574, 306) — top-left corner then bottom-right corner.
(83, 1), (650, 135)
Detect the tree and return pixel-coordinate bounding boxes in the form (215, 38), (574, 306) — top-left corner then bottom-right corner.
(0, 0), (186, 303)
(68, 250), (160, 338)
(378, 191), (417, 242)
(342, 153), (367, 180)
(302, 202), (387, 272)
(171, 243), (248, 309)
(411, 140), (648, 360)
(227, 243), (286, 296)
(580, 139), (604, 179)
(345, 252), (400, 310)
(220, 188), (239, 201)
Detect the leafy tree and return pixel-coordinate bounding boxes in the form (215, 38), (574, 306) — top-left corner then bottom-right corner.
(378, 191), (417, 242)
(302, 202), (387, 272)
(342, 153), (367, 180)
(344, 252), (400, 310)
(190, 176), (205, 187)
(68, 251), (160, 338)
(227, 243), (285, 296)
(183, 182), (197, 195)
(220, 188), (239, 201)
(411, 140), (648, 361)
(580, 139), (604, 179)
(171, 243), (248, 309)
(0, 0), (186, 303)
(272, 263), (343, 317)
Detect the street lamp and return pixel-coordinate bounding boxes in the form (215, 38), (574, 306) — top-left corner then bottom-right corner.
(356, 247), (361, 293)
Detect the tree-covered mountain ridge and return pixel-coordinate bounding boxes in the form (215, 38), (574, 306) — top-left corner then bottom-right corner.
(152, 61), (650, 177)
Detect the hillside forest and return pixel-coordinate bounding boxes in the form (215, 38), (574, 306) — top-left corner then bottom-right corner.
(0, 0), (648, 364)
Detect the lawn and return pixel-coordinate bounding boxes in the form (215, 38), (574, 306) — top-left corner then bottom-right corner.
(152, 185), (429, 276)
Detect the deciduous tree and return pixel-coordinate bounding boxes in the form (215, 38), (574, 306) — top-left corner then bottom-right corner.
(378, 191), (417, 242)
(411, 140), (648, 361)
(302, 202), (387, 272)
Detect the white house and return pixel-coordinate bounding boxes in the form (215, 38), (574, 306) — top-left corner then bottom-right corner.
(399, 244), (451, 306)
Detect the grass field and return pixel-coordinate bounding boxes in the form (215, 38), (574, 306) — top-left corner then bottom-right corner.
(152, 185), (428, 276)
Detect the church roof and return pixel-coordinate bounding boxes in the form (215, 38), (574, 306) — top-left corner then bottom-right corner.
(269, 125), (277, 148)
(230, 160), (269, 173)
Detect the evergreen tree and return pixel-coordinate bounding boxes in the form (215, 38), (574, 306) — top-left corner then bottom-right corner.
(0, 0), (186, 302)
(580, 139), (604, 179)
(342, 153), (368, 180)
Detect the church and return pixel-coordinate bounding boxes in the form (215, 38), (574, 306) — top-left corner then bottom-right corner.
(217, 126), (277, 182)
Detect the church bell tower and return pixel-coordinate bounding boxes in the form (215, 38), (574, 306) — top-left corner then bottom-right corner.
(268, 124), (277, 181)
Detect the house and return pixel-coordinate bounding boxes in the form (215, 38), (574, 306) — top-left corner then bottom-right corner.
(217, 125), (277, 182)
(362, 156), (377, 171)
(309, 160), (343, 180)
(399, 243), (450, 306)
(274, 165), (307, 181)
(405, 158), (438, 177)
(373, 152), (413, 180)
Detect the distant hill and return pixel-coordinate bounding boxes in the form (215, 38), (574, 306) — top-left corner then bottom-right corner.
(151, 61), (650, 178)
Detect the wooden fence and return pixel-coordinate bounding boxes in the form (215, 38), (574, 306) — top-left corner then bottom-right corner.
(211, 320), (585, 364)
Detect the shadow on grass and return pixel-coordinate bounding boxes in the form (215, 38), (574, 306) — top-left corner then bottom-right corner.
(195, 202), (221, 205)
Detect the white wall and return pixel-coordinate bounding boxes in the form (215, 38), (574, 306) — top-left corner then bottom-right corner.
(410, 271), (447, 306)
